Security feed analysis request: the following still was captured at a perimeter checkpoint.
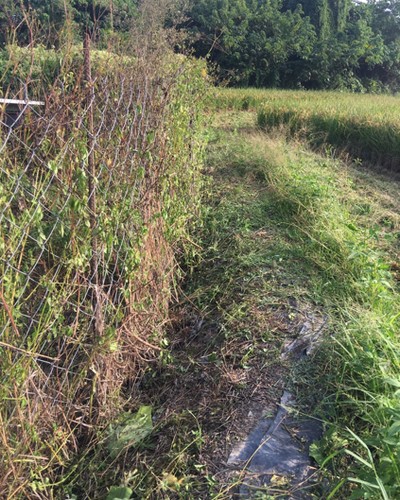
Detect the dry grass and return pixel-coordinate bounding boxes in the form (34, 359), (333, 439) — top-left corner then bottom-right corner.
(0, 32), (208, 499)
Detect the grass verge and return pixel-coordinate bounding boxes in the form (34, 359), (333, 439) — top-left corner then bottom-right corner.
(211, 110), (400, 497)
(249, 130), (400, 498)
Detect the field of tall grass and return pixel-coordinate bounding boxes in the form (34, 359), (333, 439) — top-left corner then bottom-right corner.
(211, 88), (400, 171)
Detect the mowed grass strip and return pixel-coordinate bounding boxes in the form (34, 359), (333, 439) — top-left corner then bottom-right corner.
(247, 134), (400, 498)
(205, 109), (400, 497)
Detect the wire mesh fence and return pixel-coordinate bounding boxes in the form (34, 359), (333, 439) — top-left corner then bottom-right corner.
(0, 38), (206, 495)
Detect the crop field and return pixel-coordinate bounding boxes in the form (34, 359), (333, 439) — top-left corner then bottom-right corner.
(2, 0), (400, 496)
(2, 41), (400, 497)
(212, 88), (400, 171)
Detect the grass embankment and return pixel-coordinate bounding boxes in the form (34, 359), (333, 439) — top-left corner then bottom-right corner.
(211, 88), (400, 171)
(97, 104), (400, 498)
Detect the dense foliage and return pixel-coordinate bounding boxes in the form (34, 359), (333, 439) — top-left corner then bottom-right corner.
(186, 0), (400, 91)
(1, 0), (399, 91)
(0, 0), (139, 44)
(0, 2), (209, 497)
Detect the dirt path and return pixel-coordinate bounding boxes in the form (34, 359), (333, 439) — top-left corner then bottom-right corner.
(133, 113), (332, 498)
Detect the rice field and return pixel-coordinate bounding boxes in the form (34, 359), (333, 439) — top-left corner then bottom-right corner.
(211, 88), (400, 171)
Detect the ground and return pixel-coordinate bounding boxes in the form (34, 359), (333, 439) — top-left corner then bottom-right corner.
(106, 107), (400, 499)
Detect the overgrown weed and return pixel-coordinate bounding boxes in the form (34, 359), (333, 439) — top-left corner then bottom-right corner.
(0, 13), (209, 499)
(91, 103), (400, 498)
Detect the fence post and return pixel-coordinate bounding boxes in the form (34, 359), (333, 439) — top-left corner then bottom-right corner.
(83, 33), (103, 338)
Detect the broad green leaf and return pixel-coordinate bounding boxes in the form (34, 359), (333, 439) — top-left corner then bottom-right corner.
(107, 406), (153, 458)
(106, 486), (133, 500)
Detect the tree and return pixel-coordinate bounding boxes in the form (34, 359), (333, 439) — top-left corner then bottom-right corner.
(186, 0), (398, 91)
(0, 0), (139, 46)
(188, 0), (251, 81)
(187, 0), (316, 86)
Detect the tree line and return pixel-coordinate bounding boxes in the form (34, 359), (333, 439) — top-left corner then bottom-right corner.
(1, 1), (400, 92)
(186, 0), (400, 92)
(0, 1), (138, 44)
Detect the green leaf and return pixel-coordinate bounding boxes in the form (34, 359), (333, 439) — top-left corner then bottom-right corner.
(384, 378), (400, 388)
(106, 486), (133, 500)
(348, 478), (380, 490)
(107, 406), (153, 458)
(344, 449), (373, 470)
(309, 442), (325, 466)
(388, 420), (400, 437)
